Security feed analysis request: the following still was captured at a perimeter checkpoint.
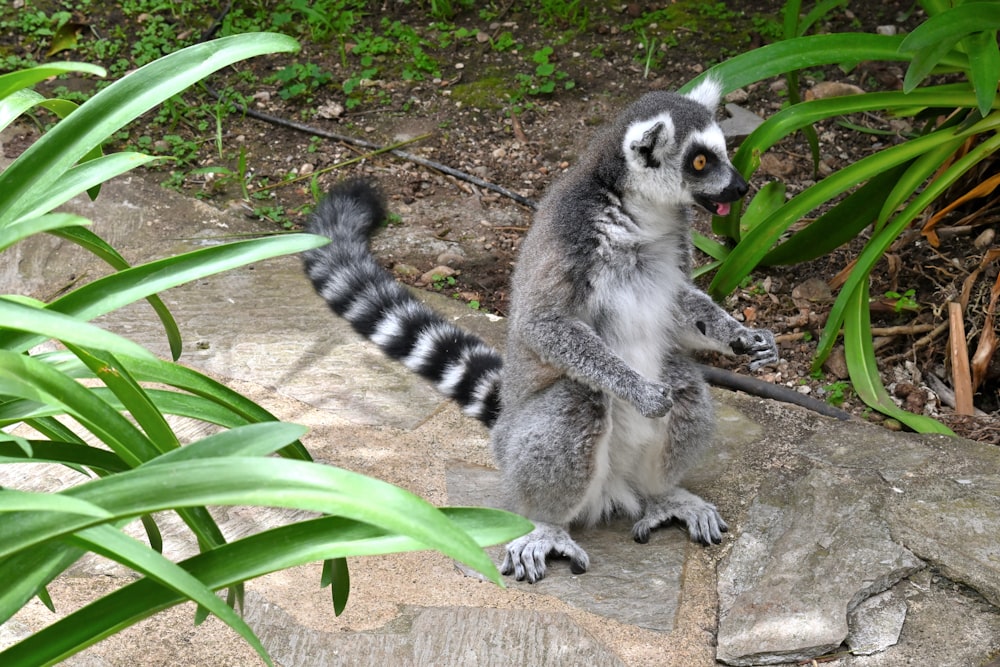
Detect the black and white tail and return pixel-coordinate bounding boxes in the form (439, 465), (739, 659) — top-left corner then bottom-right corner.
(301, 180), (503, 427)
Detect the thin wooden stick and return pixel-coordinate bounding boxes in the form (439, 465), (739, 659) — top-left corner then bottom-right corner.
(948, 301), (975, 415)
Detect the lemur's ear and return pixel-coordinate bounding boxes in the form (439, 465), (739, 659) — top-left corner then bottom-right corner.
(625, 116), (675, 169)
(685, 76), (722, 112)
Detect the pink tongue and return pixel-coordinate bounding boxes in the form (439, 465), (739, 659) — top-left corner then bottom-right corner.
(716, 202), (731, 216)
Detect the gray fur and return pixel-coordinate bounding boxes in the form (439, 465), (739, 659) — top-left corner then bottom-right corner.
(302, 79), (778, 583)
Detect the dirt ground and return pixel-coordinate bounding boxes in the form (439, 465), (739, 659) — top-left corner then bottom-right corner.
(6, 0), (999, 441)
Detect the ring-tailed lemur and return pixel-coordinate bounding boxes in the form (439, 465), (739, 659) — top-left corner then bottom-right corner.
(301, 78), (779, 583)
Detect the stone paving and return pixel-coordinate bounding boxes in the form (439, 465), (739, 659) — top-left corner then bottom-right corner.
(2, 168), (999, 666)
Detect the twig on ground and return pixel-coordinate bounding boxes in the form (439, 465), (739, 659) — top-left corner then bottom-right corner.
(948, 301), (975, 415)
(204, 85), (539, 210)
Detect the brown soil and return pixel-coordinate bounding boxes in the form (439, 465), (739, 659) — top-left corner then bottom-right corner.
(8, 1), (999, 441)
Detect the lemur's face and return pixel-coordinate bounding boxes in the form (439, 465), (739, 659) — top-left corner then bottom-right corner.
(621, 80), (748, 215)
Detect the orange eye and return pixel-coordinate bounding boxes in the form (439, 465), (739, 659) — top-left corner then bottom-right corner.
(692, 154), (707, 171)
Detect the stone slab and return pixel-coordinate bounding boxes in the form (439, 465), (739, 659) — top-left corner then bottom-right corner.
(716, 467), (924, 665)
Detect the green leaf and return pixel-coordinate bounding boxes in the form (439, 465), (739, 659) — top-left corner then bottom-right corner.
(762, 163), (910, 266)
(739, 181), (786, 237)
(10, 153), (159, 225)
(0, 299), (157, 363)
(0, 62), (106, 100)
(323, 557), (351, 616)
(965, 30), (1000, 118)
(143, 422), (308, 465)
(692, 231), (730, 262)
(0, 233), (328, 354)
(0, 213), (91, 254)
(0, 439), (126, 472)
(0, 488), (111, 518)
(0, 350), (159, 467)
(38, 351), (311, 460)
(899, 3), (1000, 53)
(842, 282), (954, 434)
(682, 34), (919, 96)
(710, 114), (1000, 298)
(66, 345), (180, 455)
(65, 525), (273, 667)
(814, 128), (1000, 368)
(0, 34), (299, 226)
(47, 226), (183, 361)
(0, 509), (530, 666)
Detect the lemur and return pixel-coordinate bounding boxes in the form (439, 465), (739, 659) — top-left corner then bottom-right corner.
(301, 78), (779, 583)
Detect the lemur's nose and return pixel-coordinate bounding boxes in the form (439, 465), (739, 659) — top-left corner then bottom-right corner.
(721, 167), (749, 202)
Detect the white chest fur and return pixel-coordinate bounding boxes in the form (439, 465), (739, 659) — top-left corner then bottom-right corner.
(572, 207), (689, 523)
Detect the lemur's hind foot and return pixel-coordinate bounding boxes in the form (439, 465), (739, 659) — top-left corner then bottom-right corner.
(630, 487), (728, 545)
(500, 522), (590, 583)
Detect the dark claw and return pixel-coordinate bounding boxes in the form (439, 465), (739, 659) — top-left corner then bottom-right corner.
(570, 557), (588, 575)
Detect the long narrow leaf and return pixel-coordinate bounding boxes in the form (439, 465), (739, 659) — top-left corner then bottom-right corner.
(0, 509), (530, 666)
(0, 458), (510, 579)
(144, 422), (308, 465)
(680, 34), (965, 98)
(899, 3), (1000, 52)
(66, 345), (180, 455)
(710, 115), (1000, 298)
(0, 213), (91, 254)
(65, 525), (272, 667)
(814, 130), (1000, 367)
(0, 34), (299, 224)
(47, 226), (183, 360)
(0, 62), (105, 100)
(761, 162), (910, 266)
(842, 282), (955, 434)
(11, 153), (160, 226)
(0, 350), (159, 466)
(876, 138), (965, 231)
(0, 440), (126, 472)
(35, 351), (311, 460)
(0, 299), (156, 362)
(0, 489), (110, 518)
(0, 233), (328, 354)
(965, 30), (1000, 118)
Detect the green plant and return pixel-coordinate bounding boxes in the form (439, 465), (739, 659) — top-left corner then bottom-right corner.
(822, 380), (851, 406)
(268, 61), (334, 101)
(431, 273), (457, 291)
(0, 34), (530, 666)
(510, 46), (575, 108)
(884, 288), (919, 313)
(684, 0), (1000, 434)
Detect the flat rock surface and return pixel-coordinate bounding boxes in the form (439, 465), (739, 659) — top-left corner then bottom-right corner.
(2, 169), (999, 666)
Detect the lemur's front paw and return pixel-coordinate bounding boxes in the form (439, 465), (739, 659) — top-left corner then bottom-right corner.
(633, 380), (674, 418)
(732, 328), (778, 371)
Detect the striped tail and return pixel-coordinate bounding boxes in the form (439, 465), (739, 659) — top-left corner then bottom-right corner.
(301, 180), (503, 427)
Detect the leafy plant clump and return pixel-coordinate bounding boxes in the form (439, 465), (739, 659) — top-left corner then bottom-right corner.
(687, 0), (999, 433)
(0, 34), (529, 666)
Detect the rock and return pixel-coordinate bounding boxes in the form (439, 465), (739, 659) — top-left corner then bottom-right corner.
(719, 104), (765, 141)
(716, 467), (924, 665)
(890, 470), (1000, 608)
(804, 81), (866, 101)
(791, 277), (833, 307)
(418, 265), (458, 285)
(758, 153), (797, 179)
(847, 588), (908, 655)
(436, 251), (466, 267)
(822, 345), (849, 380)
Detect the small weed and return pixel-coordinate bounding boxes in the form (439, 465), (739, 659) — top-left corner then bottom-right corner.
(821, 381), (851, 407)
(509, 46), (575, 108)
(431, 274), (457, 291)
(268, 62), (334, 101)
(884, 289), (919, 313)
